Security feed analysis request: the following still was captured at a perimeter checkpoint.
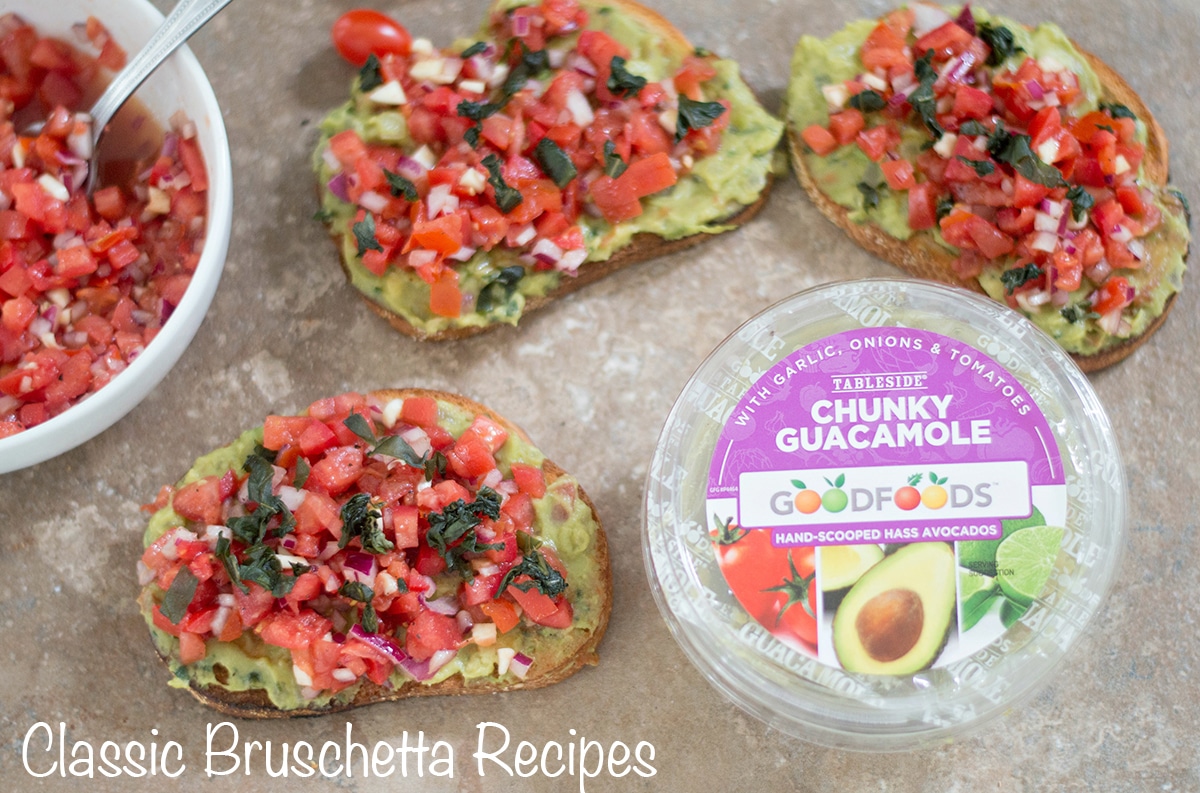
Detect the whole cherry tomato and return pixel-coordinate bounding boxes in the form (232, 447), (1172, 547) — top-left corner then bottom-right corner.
(332, 10), (413, 67)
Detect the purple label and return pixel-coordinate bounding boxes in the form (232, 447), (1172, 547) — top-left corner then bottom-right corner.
(707, 328), (1063, 545)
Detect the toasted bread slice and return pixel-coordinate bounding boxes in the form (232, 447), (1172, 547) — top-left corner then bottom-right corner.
(140, 389), (610, 718)
(315, 0), (782, 341)
(787, 8), (1189, 372)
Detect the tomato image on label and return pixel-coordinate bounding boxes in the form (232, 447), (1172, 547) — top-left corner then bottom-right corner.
(895, 473), (923, 511)
(712, 515), (818, 652)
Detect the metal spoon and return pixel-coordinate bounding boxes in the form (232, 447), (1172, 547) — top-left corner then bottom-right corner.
(32, 0), (234, 193)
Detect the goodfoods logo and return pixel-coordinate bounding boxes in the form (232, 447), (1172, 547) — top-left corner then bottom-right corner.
(737, 461), (1032, 529)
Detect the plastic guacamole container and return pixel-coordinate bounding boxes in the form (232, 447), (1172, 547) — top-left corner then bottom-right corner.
(642, 279), (1126, 751)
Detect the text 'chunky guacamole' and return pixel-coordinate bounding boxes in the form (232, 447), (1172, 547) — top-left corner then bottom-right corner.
(314, 0), (782, 336)
(788, 4), (1188, 357)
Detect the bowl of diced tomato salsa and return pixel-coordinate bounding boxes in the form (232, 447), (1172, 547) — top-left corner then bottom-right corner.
(0, 0), (232, 473)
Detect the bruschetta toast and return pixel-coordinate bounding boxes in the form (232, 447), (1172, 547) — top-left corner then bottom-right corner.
(314, 0), (782, 340)
(787, 3), (1188, 371)
(138, 389), (610, 717)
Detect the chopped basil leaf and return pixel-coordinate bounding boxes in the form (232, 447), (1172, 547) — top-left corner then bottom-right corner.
(978, 22), (1023, 66)
(461, 41), (488, 58)
(534, 137), (578, 188)
(215, 536), (242, 592)
(464, 125), (481, 148)
(515, 529), (544, 554)
(502, 45), (549, 97)
(908, 52), (943, 138)
(482, 153), (524, 213)
(457, 98), (500, 123)
(242, 543), (303, 597)
(1100, 101), (1137, 121)
(384, 169), (418, 201)
(848, 89), (886, 113)
(477, 265), (526, 313)
(602, 140), (628, 178)
(987, 128), (1066, 188)
(1060, 303), (1092, 323)
(497, 548), (568, 598)
(338, 492), (393, 554)
(675, 95), (726, 142)
(360, 602), (379, 633)
(342, 413), (425, 470)
(426, 487), (503, 576)
(956, 155), (996, 177)
(607, 55), (647, 97)
(161, 566), (199, 625)
(342, 412), (378, 446)
(857, 181), (881, 210)
(352, 213), (384, 256)
(339, 580), (374, 603)
(936, 195), (956, 220)
(216, 539), (302, 598)
(1169, 189), (1192, 227)
(227, 453), (294, 545)
(293, 457), (310, 489)
(959, 120), (990, 137)
(1000, 262), (1043, 294)
(1066, 185), (1094, 221)
(358, 53), (383, 92)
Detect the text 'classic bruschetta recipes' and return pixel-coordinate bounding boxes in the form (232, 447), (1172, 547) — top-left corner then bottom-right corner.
(314, 0), (781, 339)
(788, 3), (1188, 370)
(138, 390), (610, 717)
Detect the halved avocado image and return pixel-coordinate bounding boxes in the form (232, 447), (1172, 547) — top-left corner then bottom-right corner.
(832, 542), (956, 675)
(820, 544), (885, 609)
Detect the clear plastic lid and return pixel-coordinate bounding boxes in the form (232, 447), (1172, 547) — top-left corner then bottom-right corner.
(642, 279), (1126, 751)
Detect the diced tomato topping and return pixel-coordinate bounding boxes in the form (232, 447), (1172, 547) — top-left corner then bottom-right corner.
(405, 608), (462, 661)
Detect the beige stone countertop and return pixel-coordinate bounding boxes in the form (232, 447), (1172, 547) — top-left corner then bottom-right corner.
(2, 0), (1198, 790)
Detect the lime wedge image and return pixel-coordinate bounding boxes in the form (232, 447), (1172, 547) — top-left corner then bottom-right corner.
(959, 568), (993, 600)
(958, 506), (1045, 573)
(995, 525), (1064, 606)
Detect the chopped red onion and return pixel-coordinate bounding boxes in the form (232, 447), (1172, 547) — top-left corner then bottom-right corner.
(426, 183), (458, 217)
(955, 4), (976, 35)
(1096, 307), (1126, 335)
(327, 173), (349, 202)
(1109, 225), (1133, 244)
(408, 249), (438, 270)
(343, 552), (378, 585)
(456, 610), (475, 632)
(912, 3), (951, 36)
(1034, 211), (1059, 233)
(512, 13), (531, 36)
(1030, 231), (1059, 253)
(568, 53), (597, 77)
(531, 237), (564, 265)
(558, 248), (587, 273)
(1127, 239), (1147, 261)
(349, 624), (408, 666)
(449, 245), (477, 262)
(1086, 260), (1113, 283)
(423, 595), (460, 616)
(565, 88), (594, 127)
(359, 190), (389, 214)
(396, 156), (426, 181)
(510, 652), (534, 679)
(1025, 80), (1045, 101)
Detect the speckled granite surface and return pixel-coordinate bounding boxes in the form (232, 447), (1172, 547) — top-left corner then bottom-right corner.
(2, 0), (1199, 790)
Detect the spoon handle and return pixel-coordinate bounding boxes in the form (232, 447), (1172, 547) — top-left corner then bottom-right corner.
(90, 0), (235, 142)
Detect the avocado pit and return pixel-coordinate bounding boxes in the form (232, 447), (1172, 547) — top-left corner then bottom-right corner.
(855, 588), (924, 663)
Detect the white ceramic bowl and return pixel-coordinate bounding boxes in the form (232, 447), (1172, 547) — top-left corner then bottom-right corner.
(0, 0), (232, 474)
